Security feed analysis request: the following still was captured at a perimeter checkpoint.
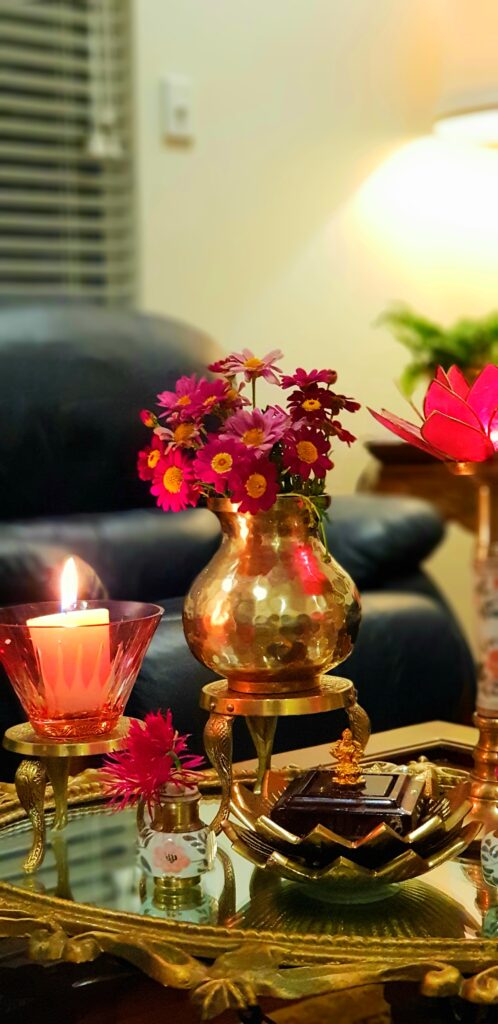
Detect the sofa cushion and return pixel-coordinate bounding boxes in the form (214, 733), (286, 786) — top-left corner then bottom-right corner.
(326, 495), (444, 589)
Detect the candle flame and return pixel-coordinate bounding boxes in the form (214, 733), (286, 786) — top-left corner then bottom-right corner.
(60, 557), (78, 612)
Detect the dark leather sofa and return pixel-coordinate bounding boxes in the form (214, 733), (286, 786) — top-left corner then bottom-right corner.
(0, 304), (475, 777)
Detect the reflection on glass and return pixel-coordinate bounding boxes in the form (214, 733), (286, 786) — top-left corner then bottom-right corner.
(0, 800), (486, 940)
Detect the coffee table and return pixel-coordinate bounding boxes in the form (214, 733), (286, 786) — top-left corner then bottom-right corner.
(0, 720), (495, 1023)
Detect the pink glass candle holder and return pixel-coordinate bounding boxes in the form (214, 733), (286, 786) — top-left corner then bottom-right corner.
(0, 600), (163, 740)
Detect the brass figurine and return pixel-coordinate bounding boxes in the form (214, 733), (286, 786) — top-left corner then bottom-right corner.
(331, 728), (364, 786)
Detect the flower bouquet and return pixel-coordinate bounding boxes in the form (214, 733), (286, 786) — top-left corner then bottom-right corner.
(138, 348), (359, 522)
(102, 711), (212, 886)
(138, 349), (362, 698)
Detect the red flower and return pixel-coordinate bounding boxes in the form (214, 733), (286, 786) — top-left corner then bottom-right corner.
(229, 455), (279, 513)
(208, 357), (233, 374)
(283, 427), (333, 480)
(193, 436), (245, 492)
(369, 364), (498, 462)
(137, 435), (164, 480)
(101, 710), (204, 811)
(281, 368), (338, 389)
(150, 448), (200, 511)
(140, 409), (158, 428)
(287, 385), (336, 421)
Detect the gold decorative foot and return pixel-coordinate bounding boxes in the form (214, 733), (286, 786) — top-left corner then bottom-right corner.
(204, 712), (234, 835)
(346, 695), (371, 752)
(52, 831), (73, 901)
(15, 759), (47, 873)
(246, 716), (277, 795)
(44, 757), (69, 831)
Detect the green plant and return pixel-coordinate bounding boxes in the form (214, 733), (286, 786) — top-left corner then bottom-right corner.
(378, 305), (498, 397)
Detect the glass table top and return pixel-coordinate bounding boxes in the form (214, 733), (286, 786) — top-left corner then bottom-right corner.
(0, 796), (494, 942)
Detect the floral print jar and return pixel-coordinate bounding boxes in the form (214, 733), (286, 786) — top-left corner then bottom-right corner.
(481, 829), (498, 887)
(137, 783), (214, 895)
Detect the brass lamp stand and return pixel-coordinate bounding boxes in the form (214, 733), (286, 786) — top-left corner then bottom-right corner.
(3, 717), (135, 873)
(200, 676), (370, 834)
(452, 461), (498, 831)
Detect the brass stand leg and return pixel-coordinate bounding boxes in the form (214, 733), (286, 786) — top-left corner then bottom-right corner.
(246, 715), (277, 795)
(52, 831), (73, 901)
(15, 759), (47, 873)
(204, 712), (233, 835)
(347, 696), (371, 751)
(44, 757), (69, 831)
(468, 713), (498, 831)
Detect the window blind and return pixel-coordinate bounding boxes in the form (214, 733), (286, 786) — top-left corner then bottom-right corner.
(0, 0), (134, 304)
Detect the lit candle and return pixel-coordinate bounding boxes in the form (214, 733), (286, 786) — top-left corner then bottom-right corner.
(27, 558), (111, 717)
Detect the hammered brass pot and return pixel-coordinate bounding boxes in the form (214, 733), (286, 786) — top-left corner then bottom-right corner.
(182, 495), (361, 695)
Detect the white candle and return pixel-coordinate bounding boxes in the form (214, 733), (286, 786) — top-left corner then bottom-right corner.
(27, 558), (111, 717)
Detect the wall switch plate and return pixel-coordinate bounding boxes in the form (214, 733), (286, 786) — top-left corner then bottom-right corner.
(161, 73), (194, 142)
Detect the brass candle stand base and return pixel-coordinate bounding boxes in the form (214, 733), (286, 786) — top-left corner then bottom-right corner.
(200, 676), (371, 835)
(3, 717), (135, 873)
(468, 712), (498, 833)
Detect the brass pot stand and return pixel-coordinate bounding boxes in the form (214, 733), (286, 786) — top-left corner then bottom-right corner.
(200, 675), (371, 834)
(2, 717), (135, 873)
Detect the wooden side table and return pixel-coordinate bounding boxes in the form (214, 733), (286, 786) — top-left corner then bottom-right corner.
(358, 440), (477, 532)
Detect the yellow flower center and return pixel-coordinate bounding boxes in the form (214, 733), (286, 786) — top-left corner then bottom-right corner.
(177, 394), (191, 407)
(203, 394), (217, 406)
(147, 449), (161, 469)
(174, 423), (195, 444)
(241, 427), (265, 447)
(211, 452), (233, 474)
(302, 398), (321, 412)
(245, 473), (267, 499)
(163, 466), (184, 493)
(244, 357), (263, 370)
(296, 440), (318, 464)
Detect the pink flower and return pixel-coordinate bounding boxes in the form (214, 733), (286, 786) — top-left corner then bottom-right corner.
(156, 421), (200, 449)
(152, 841), (191, 874)
(137, 436), (164, 481)
(369, 364), (498, 462)
(101, 710), (204, 810)
(282, 427), (333, 480)
(281, 368), (338, 389)
(229, 455), (279, 513)
(193, 436), (245, 492)
(222, 348), (283, 384)
(157, 374), (201, 419)
(220, 406), (289, 453)
(150, 448), (200, 511)
(196, 377), (230, 413)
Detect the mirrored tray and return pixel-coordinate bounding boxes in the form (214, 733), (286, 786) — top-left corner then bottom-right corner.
(0, 749), (497, 1018)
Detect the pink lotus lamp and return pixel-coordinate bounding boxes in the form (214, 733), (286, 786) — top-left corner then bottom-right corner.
(371, 364), (498, 830)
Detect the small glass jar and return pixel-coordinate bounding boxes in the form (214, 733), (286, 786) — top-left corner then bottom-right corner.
(136, 784), (214, 902)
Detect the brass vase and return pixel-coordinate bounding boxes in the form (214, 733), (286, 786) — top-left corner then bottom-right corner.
(183, 495), (361, 695)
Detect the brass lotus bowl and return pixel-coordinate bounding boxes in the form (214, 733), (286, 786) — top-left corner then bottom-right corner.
(183, 496), (361, 695)
(223, 767), (479, 900)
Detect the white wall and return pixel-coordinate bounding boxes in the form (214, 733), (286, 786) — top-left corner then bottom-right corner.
(132, 0), (498, 645)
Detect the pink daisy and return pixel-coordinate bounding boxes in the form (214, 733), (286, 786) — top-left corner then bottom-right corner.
(155, 421), (200, 449)
(220, 406), (289, 454)
(157, 374), (201, 419)
(281, 368), (338, 389)
(230, 455), (279, 513)
(196, 377), (230, 413)
(222, 348), (283, 384)
(137, 435), (164, 481)
(193, 436), (245, 492)
(150, 448), (199, 512)
(282, 427), (333, 480)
